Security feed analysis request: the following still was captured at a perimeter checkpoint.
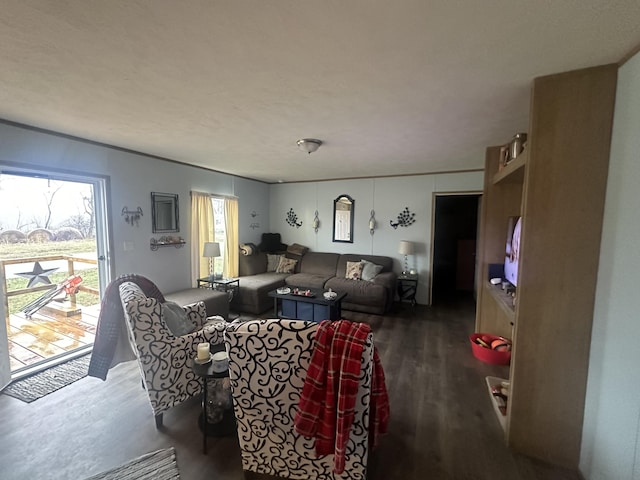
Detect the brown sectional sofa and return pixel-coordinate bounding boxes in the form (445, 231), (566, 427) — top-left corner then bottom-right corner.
(230, 250), (396, 315)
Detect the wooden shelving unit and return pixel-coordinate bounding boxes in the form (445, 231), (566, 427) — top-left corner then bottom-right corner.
(474, 64), (618, 469)
(485, 376), (508, 433)
(485, 282), (515, 319)
(493, 150), (527, 185)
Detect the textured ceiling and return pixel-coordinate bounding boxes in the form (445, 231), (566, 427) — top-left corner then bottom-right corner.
(0, 1), (639, 183)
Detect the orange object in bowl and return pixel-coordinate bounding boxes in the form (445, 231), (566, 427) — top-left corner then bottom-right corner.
(470, 333), (512, 365)
(491, 339), (511, 351)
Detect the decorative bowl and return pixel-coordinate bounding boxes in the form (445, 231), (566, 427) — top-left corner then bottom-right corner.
(469, 333), (512, 365)
(323, 291), (338, 300)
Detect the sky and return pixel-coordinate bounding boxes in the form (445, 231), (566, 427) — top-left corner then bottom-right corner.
(0, 174), (92, 231)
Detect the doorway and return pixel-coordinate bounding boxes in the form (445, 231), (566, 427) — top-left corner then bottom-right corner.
(0, 168), (112, 387)
(430, 193), (481, 304)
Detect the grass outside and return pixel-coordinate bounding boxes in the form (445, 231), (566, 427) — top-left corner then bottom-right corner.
(1, 238), (99, 315)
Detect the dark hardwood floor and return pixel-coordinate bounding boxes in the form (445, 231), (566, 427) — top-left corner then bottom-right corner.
(0, 295), (581, 480)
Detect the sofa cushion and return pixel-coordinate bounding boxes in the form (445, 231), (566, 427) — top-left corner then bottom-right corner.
(336, 254), (393, 278)
(164, 288), (230, 320)
(231, 273), (288, 314)
(299, 252), (340, 277)
(285, 273), (331, 290)
(361, 260), (384, 281)
(239, 251), (268, 276)
(240, 243), (257, 256)
(266, 254), (283, 272)
(284, 243), (309, 273)
(287, 243), (309, 257)
(161, 301), (198, 336)
(276, 257), (298, 273)
(325, 277), (387, 310)
(345, 261), (364, 280)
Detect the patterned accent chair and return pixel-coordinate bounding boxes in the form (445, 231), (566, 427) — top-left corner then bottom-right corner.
(119, 281), (226, 427)
(224, 319), (373, 480)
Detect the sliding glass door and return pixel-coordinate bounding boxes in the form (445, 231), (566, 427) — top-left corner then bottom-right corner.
(0, 167), (112, 382)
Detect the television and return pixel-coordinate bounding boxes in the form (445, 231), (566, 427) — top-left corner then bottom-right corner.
(504, 216), (522, 287)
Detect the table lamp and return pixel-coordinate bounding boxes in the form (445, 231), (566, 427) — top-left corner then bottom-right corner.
(398, 240), (415, 274)
(203, 241), (221, 280)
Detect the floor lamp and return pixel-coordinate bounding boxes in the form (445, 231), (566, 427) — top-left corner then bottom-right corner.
(203, 242), (221, 280)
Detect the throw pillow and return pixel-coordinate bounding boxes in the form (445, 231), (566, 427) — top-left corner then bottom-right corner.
(286, 243), (309, 257)
(361, 259), (384, 282)
(161, 301), (198, 336)
(345, 261), (364, 280)
(276, 256), (298, 274)
(240, 243), (257, 256)
(267, 254), (283, 272)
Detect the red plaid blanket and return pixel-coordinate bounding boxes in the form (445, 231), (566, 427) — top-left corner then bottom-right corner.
(294, 320), (389, 474)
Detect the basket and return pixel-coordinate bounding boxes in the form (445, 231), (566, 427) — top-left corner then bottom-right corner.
(469, 333), (511, 365)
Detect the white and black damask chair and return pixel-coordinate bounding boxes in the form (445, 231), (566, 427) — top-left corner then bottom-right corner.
(119, 281), (226, 427)
(224, 318), (374, 480)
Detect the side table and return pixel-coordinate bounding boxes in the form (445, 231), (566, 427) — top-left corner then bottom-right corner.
(397, 273), (418, 307)
(197, 277), (240, 302)
(191, 343), (235, 454)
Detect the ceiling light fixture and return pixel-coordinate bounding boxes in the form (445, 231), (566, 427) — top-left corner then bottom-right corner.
(297, 138), (322, 154)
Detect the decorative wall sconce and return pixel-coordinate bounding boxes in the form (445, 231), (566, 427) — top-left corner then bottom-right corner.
(390, 207), (416, 229)
(369, 210), (377, 235)
(286, 208), (302, 228)
(122, 206), (143, 227)
(313, 210), (320, 233)
(249, 210), (260, 229)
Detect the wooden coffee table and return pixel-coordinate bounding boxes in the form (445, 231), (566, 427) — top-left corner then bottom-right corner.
(268, 287), (347, 322)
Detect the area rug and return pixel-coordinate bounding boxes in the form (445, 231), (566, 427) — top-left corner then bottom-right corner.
(85, 447), (180, 480)
(2, 354), (90, 403)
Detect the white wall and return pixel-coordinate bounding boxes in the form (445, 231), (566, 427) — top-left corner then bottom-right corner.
(580, 52), (640, 479)
(269, 171), (483, 304)
(0, 122), (270, 294)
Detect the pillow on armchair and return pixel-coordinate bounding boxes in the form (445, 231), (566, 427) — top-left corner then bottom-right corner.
(161, 301), (198, 336)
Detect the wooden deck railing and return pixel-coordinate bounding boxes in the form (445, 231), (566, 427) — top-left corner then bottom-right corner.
(1, 255), (99, 320)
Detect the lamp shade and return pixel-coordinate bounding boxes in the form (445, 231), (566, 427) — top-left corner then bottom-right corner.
(202, 242), (221, 258)
(398, 240), (415, 255)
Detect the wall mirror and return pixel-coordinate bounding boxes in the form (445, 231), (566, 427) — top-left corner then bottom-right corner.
(151, 192), (179, 233)
(333, 194), (355, 243)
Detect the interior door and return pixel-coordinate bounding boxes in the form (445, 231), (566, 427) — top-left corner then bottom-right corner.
(0, 167), (112, 383)
(430, 193), (481, 304)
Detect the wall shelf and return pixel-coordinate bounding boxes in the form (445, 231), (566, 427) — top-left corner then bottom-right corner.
(493, 150), (527, 185)
(486, 376), (508, 433)
(485, 281), (516, 320)
(150, 237), (186, 251)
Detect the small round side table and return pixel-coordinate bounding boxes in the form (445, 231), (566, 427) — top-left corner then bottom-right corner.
(191, 344), (235, 454)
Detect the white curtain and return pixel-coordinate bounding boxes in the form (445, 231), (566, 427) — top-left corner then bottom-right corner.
(190, 191), (215, 286)
(224, 197), (239, 277)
